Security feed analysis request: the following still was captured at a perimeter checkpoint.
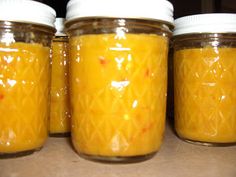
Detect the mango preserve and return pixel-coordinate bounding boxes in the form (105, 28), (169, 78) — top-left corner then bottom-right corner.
(65, 0), (173, 162)
(0, 0), (55, 157)
(173, 14), (236, 145)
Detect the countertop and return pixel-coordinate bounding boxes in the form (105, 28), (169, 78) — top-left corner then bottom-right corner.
(1, 122), (236, 177)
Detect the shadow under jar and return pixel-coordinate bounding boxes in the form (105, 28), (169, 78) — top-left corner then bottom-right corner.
(173, 14), (236, 146)
(65, 0), (173, 163)
(0, 0), (55, 158)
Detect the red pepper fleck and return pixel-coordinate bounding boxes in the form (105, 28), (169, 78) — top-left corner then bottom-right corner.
(141, 122), (153, 134)
(99, 56), (107, 65)
(142, 127), (148, 133)
(145, 69), (150, 77)
(0, 94), (4, 100)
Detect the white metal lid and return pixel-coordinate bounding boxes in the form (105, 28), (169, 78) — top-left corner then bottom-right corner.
(0, 0), (56, 28)
(66, 0), (174, 25)
(174, 13), (236, 36)
(55, 18), (66, 36)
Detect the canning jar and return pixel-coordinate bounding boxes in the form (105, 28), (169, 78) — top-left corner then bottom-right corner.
(66, 0), (173, 162)
(173, 14), (236, 146)
(50, 18), (71, 136)
(0, 0), (56, 157)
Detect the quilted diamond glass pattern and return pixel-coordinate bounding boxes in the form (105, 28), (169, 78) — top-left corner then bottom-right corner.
(0, 43), (50, 153)
(174, 47), (236, 143)
(69, 33), (168, 157)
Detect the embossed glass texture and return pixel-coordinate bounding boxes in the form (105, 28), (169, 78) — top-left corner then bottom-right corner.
(0, 21), (54, 155)
(67, 18), (172, 162)
(174, 34), (236, 145)
(50, 36), (71, 136)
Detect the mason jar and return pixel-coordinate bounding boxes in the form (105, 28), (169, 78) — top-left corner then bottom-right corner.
(50, 18), (71, 137)
(173, 14), (236, 146)
(0, 0), (56, 157)
(66, 0), (173, 162)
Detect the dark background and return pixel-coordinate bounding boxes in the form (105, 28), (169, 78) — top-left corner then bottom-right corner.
(39, 0), (235, 18)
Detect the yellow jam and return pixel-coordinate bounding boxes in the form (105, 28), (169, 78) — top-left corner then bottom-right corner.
(50, 39), (70, 134)
(174, 47), (236, 143)
(69, 33), (168, 157)
(0, 42), (50, 153)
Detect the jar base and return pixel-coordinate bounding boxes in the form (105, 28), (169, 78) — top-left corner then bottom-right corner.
(49, 132), (71, 137)
(177, 135), (236, 147)
(77, 151), (157, 163)
(0, 147), (42, 159)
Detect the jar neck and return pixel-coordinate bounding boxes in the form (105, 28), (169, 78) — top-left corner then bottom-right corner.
(173, 33), (236, 50)
(65, 18), (172, 38)
(0, 21), (55, 47)
(53, 35), (68, 43)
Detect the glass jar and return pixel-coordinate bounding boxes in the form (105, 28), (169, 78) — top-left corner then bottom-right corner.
(49, 18), (71, 137)
(173, 14), (236, 146)
(0, 0), (56, 157)
(66, 0), (173, 162)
